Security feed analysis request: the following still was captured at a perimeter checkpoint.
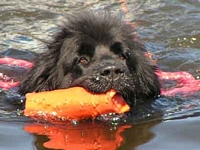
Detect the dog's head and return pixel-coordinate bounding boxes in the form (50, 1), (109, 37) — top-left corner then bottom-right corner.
(19, 12), (160, 105)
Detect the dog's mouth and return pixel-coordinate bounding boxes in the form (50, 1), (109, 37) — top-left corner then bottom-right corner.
(69, 76), (120, 94)
(68, 75), (134, 106)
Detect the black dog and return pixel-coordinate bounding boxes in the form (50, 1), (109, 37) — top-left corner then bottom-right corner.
(19, 11), (160, 107)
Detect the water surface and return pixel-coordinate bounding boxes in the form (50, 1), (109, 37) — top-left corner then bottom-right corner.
(0, 0), (200, 150)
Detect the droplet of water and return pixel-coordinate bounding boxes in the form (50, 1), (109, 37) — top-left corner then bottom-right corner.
(51, 111), (57, 116)
(61, 117), (66, 121)
(92, 101), (98, 108)
(191, 37), (197, 41)
(92, 141), (101, 149)
(71, 119), (79, 125)
(16, 109), (23, 116)
(64, 99), (69, 106)
(79, 101), (84, 106)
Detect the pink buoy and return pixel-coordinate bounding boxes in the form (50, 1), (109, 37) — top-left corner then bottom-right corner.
(0, 57), (199, 97)
(156, 70), (200, 96)
(0, 57), (33, 69)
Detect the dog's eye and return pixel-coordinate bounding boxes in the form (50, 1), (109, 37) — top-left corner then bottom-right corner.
(78, 56), (88, 64)
(110, 42), (123, 53)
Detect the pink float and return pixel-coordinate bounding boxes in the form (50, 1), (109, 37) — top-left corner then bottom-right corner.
(0, 57), (199, 97)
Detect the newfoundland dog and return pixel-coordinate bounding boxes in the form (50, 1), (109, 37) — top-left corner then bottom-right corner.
(18, 11), (160, 107)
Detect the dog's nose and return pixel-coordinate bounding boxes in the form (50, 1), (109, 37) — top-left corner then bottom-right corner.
(100, 65), (124, 79)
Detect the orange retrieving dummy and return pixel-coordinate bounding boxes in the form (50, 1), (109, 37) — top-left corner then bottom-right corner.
(24, 87), (130, 121)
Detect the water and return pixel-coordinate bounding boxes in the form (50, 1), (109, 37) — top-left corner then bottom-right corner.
(0, 0), (200, 149)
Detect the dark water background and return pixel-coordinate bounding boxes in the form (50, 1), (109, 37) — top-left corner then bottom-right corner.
(0, 0), (200, 150)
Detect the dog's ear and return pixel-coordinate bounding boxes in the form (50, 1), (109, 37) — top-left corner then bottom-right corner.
(122, 22), (161, 98)
(18, 29), (66, 94)
(126, 48), (160, 97)
(18, 48), (61, 95)
(123, 27), (160, 97)
(18, 25), (80, 95)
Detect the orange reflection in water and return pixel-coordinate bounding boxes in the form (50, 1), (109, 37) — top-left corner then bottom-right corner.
(24, 121), (131, 150)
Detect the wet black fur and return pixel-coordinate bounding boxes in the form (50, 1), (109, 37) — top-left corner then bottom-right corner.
(19, 11), (160, 106)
